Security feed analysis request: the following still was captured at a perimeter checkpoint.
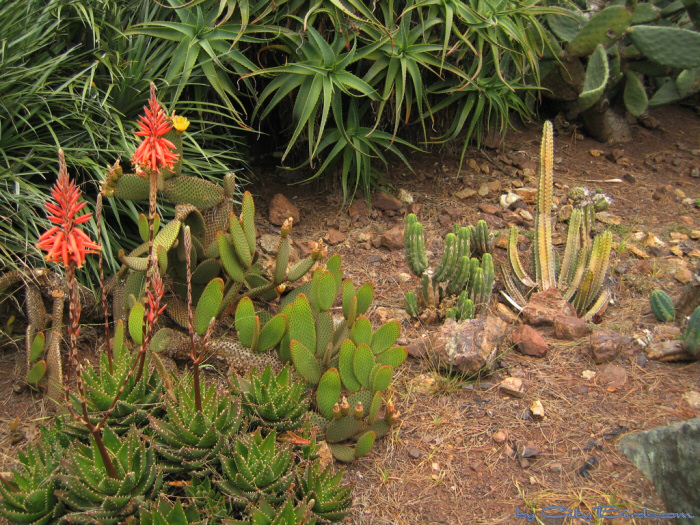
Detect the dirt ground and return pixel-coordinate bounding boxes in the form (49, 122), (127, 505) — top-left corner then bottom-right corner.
(1, 104), (699, 524)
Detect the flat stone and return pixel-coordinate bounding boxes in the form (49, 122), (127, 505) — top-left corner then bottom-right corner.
(619, 418), (700, 518)
(523, 289), (577, 326)
(478, 203), (500, 215)
(371, 191), (403, 211)
(486, 180), (501, 192)
(408, 448), (421, 459)
(549, 463), (563, 473)
(269, 194), (300, 226)
(553, 316), (590, 340)
(348, 199), (370, 220)
(674, 266), (693, 284)
(690, 230), (700, 240)
(477, 183), (490, 196)
(495, 303), (520, 324)
(646, 340), (695, 362)
(492, 430), (507, 443)
(597, 364), (628, 391)
(429, 316), (507, 376)
(481, 213), (506, 230)
(521, 445), (541, 458)
(499, 377), (525, 398)
(455, 188), (477, 200)
(258, 233), (280, 255)
(683, 391), (700, 410)
(323, 229), (346, 246)
(380, 225), (404, 251)
(513, 187), (537, 204)
(512, 325), (548, 357)
(590, 330), (622, 364)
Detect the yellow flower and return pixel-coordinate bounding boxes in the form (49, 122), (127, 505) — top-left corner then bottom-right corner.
(171, 115), (190, 133)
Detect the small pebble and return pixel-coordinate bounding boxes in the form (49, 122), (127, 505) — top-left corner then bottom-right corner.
(408, 448), (421, 459)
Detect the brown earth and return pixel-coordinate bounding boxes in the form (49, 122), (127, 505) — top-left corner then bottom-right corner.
(1, 104), (699, 524)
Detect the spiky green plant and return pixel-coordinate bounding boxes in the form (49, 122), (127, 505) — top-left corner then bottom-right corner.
(0, 423), (70, 524)
(682, 306), (700, 358)
(296, 460), (353, 522)
(236, 365), (309, 433)
(149, 371), (245, 474)
(56, 426), (163, 524)
(502, 121), (612, 320)
(403, 215), (494, 320)
(215, 429), (296, 508)
(62, 319), (163, 438)
(139, 495), (205, 525)
(650, 289), (675, 322)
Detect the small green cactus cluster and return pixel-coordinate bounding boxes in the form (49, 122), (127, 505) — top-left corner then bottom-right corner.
(404, 214), (495, 321)
(682, 306), (700, 358)
(231, 255), (407, 462)
(502, 121), (613, 320)
(650, 289), (675, 322)
(542, 0), (700, 141)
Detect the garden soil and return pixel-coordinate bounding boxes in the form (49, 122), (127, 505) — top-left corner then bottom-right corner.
(1, 104), (699, 524)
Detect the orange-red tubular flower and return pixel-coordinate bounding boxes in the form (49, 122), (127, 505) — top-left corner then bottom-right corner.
(36, 150), (101, 268)
(132, 84), (178, 174)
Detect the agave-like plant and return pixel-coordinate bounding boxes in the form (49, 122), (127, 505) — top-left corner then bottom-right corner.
(215, 429), (296, 508)
(502, 121), (612, 320)
(149, 370), (245, 474)
(56, 426), (163, 524)
(63, 318), (163, 438)
(236, 365), (309, 433)
(139, 495), (205, 525)
(297, 461), (353, 523)
(0, 423), (70, 524)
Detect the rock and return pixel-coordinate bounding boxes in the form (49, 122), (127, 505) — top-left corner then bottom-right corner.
(486, 180), (501, 192)
(691, 230), (700, 240)
(513, 187), (537, 204)
(397, 188), (413, 204)
(619, 418), (700, 519)
(481, 213), (506, 230)
(477, 203), (500, 215)
(499, 192), (522, 208)
(522, 289), (577, 326)
(683, 391), (700, 410)
(590, 330), (622, 364)
(512, 325), (548, 357)
(549, 463), (563, 473)
(429, 316), (507, 376)
(646, 340), (696, 361)
(477, 183), (490, 196)
(554, 316), (590, 340)
(455, 188), (477, 200)
(492, 430), (507, 443)
(406, 334), (431, 359)
(655, 324), (682, 342)
(520, 445), (541, 458)
(371, 191), (403, 211)
(530, 400), (545, 420)
(269, 194), (300, 226)
(380, 225), (405, 251)
(408, 448), (421, 459)
(348, 199), (370, 221)
(519, 458), (531, 469)
(674, 266), (693, 284)
(495, 303), (520, 324)
(323, 229), (346, 246)
(258, 233), (279, 255)
(558, 204), (573, 222)
(499, 377), (525, 398)
(597, 364), (628, 391)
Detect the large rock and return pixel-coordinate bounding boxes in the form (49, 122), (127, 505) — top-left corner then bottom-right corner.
(371, 191), (403, 211)
(429, 316), (507, 376)
(380, 225), (404, 251)
(522, 289), (577, 327)
(511, 325), (548, 357)
(619, 418), (700, 522)
(269, 194), (300, 226)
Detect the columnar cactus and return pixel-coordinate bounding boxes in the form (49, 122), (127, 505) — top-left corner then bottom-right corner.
(503, 122), (612, 320)
(403, 215), (494, 321)
(682, 306), (700, 358)
(650, 289), (675, 322)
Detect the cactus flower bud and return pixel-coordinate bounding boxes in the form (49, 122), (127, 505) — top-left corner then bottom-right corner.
(340, 396), (350, 415)
(353, 402), (364, 420)
(332, 403), (342, 419)
(281, 217), (293, 237)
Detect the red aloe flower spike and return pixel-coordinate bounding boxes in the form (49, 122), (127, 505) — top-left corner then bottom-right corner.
(36, 150), (101, 269)
(132, 83), (178, 174)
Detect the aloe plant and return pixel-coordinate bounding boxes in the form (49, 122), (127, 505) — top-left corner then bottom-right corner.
(404, 215), (495, 321)
(502, 121), (612, 320)
(0, 423), (70, 524)
(139, 496), (205, 525)
(57, 426), (163, 524)
(296, 459), (353, 522)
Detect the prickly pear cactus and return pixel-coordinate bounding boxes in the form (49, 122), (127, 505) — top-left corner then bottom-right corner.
(403, 214), (494, 322)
